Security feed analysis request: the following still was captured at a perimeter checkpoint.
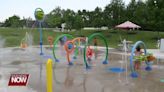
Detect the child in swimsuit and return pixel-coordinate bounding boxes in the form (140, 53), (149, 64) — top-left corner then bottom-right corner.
(134, 46), (143, 70)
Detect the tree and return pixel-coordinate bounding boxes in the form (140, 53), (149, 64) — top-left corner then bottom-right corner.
(3, 19), (11, 27)
(92, 7), (104, 28)
(0, 22), (4, 27)
(24, 17), (34, 28)
(3, 15), (21, 27)
(9, 15), (21, 27)
(126, 0), (137, 21)
(104, 0), (125, 28)
(45, 7), (63, 28)
(73, 14), (84, 30)
(81, 9), (90, 27)
(62, 9), (75, 31)
(133, 0), (147, 27)
(73, 14), (84, 35)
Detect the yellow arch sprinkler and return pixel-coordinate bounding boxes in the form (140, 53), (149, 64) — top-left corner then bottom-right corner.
(46, 59), (53, 92)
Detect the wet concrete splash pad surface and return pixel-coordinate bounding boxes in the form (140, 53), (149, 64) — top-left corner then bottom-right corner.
(0, 47), (164, 92)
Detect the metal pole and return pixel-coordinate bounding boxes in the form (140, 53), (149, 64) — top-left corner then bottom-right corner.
(39, 22), (43, 55)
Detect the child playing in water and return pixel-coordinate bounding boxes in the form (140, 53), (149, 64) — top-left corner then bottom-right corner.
(87, 46), (93, 64)
(134, 46), (143, 70)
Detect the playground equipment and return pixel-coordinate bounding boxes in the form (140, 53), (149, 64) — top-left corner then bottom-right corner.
(83, 33), (109, 69)
(20, 32), (30, 48)
(71, 37), (86, 59)
(130, 41), (156, 78)
(53, 33), (108, 68)
(53, 34), (74, 63)
(34, 8), (44, 55)
(53, 34), (86, 65)
(64, 40), (75, 65)
(64, 37), (86, 62)
(46, 59), (53, 92)
(53, 33), (108, 69)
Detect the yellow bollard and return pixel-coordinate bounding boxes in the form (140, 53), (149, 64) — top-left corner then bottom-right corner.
(46, 59), (53, 92)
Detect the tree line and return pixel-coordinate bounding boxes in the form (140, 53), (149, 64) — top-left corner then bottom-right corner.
(1, 0), (164, 31)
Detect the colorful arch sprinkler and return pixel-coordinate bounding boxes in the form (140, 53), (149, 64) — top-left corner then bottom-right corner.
(52, 34), (74, 64)
(64, 40), (75, 65)
(34, 8), (44, 55)
(130, 41), (153, 78)
(71, 37), (86, 59)
(83, 33), (109, 69)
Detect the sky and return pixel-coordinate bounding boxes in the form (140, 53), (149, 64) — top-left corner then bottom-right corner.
(0, 0), (131, 22)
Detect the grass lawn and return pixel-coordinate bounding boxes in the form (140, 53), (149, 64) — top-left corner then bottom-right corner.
(0, 28), (164, 49)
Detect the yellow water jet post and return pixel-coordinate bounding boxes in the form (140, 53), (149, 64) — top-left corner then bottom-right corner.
(46, 59), (53, 92)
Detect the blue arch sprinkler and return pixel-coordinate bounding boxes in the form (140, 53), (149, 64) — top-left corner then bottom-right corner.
(130, 41), (152, 78)
(34, 8), (44, 55)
